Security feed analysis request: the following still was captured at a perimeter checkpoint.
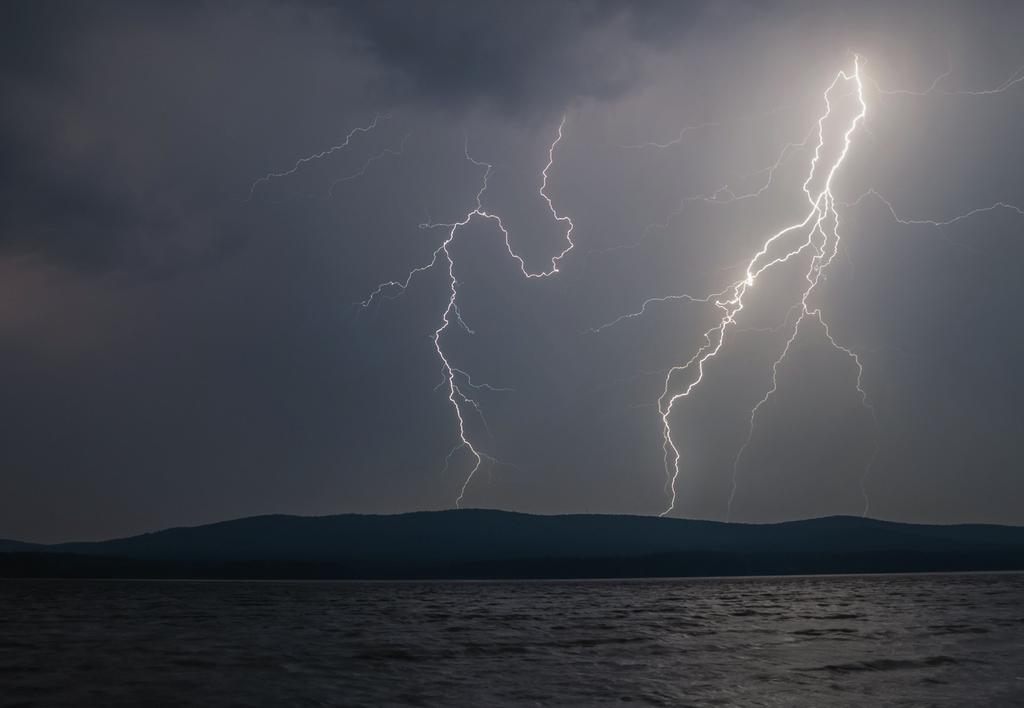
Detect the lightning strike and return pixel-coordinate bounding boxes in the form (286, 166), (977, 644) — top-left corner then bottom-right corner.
(592, 51), (1024, 518)
(655, 58), (870, 518)
(596, 58), (872, 518)
(358, 117), (575, 507)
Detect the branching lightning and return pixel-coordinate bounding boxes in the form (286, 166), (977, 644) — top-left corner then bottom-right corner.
(357, 117), (574, 507)
(656, 58), (869, 518)
(594, 58), (873, 518)
(592, 52), (1024, 518)
(259, 51), (1023, 519)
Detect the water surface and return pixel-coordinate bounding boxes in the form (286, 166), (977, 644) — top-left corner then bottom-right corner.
(2, 573), (1022, 705)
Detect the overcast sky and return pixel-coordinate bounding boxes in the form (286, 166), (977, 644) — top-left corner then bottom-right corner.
(2, 0), (1023, 542)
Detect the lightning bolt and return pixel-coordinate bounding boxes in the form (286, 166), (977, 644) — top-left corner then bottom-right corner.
(651, 58), (868, 518)
(592, 51), (1024, 519)
(358, 117), (574, 507)
(729, 54), (1024, 519)
(245, 113), (391, 201)
(657, 58), (869, 518)
(593, 58), (870, 518)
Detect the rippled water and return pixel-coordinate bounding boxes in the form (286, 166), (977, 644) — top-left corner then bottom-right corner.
(2, 573), (1022, 706)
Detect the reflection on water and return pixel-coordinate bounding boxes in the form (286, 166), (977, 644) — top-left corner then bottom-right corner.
(2, 573), (1022, 705)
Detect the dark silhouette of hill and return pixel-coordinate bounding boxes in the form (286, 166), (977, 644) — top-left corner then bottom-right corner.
(2, 510), (1022, 579)
(0, 539), (41, 553)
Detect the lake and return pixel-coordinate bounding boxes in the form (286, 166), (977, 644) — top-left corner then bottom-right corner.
(2, 573), (1022, 705)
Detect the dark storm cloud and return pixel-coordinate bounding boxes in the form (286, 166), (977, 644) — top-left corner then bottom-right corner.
(2, 0), (1023, 542)
(326, 0), (698, 110)
(0, 0), (959, 272)
(1, 1), (249, 273)
(0, 0), (678, 274)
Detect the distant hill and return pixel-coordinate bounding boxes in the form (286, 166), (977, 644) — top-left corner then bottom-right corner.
(0, 539), (42, 553)
(2, 510), (1022, 579)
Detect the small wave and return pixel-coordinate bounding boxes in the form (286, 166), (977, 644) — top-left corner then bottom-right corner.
(927, 624), (989, 635)
(792, 627), (857, 637)
(812, 655), (959, 674)
(731, 608), (776, 617)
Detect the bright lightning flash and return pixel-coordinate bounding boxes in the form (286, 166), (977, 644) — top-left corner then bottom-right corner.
(594, 52), (1024, 519)
(663, 58), (869, 518)
(595, 58), (872, 518)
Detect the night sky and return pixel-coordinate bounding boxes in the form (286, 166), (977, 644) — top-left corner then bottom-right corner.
(2, 0), (1023, 543)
